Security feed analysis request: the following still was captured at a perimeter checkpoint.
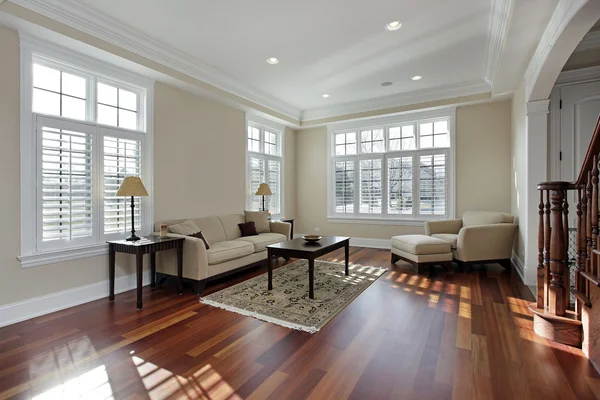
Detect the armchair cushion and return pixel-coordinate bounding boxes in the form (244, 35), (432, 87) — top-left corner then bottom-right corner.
(391, 235), (451, 255)
(431, 233), (458, 249)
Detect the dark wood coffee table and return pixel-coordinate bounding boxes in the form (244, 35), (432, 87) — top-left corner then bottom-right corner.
(267, 236), (350, 299)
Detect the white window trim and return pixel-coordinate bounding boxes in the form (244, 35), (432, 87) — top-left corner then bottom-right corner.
(326, 109), (456, 226)
(18, 33), (155, 268)
(245, 114), (285, 219)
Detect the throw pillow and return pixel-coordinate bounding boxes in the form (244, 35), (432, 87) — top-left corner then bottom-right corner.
(244, 210), (270, 233)
(169, 219), (201, 236)
(238, 221), (259, 237)
(189, 231), (210, 249)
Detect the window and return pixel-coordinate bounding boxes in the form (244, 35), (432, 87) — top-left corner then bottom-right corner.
(20, 40), (154, 267)
(246, 120), (283, 219)
(328, 111), (455, 224)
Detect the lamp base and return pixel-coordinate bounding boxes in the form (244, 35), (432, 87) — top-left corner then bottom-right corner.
(126, 233), (141, 242)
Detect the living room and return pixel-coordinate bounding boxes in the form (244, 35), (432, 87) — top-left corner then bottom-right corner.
(2, 0), (600, 399)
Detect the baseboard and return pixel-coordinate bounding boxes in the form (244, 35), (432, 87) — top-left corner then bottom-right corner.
(295, 234), (391, 249)
(0, 271), (151, 328)
(511, 251), (526, 283)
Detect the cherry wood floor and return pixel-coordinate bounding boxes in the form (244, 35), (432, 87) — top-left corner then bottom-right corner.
(1, 247), (600, 399)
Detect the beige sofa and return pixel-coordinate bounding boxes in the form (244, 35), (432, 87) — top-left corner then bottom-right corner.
(154, 214), (291, 293)
(424, 211), (518, 272)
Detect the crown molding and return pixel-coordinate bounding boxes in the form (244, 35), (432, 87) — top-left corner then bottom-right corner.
(555, 64), (600, 85)
(300, 79), (490, 122)
(574, 29), (600, 52)
(8, 0), (303, 120)
(484, 0), (514, 84)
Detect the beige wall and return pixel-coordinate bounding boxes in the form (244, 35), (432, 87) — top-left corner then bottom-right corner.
(295, 101), (512, 239)
(511, 81), (527, 263)
(0, 27), (296, 307)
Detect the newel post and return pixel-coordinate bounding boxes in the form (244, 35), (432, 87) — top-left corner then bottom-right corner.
(549, 188), (567, 316)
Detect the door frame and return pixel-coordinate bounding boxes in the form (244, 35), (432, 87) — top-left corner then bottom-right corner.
(550, 65), (600, 181)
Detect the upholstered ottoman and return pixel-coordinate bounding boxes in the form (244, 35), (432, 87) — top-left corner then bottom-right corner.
(390, 235), (453, 275)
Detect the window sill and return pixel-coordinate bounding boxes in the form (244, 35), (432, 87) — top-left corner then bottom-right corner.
(326, 216), (439, 226)
(18, 243), (109, 268)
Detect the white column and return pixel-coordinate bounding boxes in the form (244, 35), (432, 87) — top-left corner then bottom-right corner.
(524, 99), (550, 286)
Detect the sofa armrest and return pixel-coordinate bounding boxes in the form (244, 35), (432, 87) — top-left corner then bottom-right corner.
(153, 233), (209, 281)
(270, 221), (291, 238)
(424, 219), (462, 235)
(455, 224), (518, 262)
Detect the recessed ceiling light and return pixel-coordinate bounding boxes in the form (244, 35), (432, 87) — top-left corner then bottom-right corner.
(385, 21), (402, 31)
(322, 94), (330, 98)
(412, 75), (423, 81)
(266, 57), (279, 65)
(381, 82), (393, 87)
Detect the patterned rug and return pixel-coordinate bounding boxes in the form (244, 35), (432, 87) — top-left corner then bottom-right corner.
(200, 260), (386, 333)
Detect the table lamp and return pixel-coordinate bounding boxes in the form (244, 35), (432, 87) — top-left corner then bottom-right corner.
(116, 176), (149, 241)
(255, 183), (272, 212)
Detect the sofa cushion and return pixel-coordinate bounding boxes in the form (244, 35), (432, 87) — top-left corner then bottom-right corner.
(391, 234), (451, 255)
(235, 232), (286, 252)
(168, 220), (200, 236)
(462, 211), (514, 227)
(432, 233), (458, 249)
(245, 210), (271, 233)
(219, 214), (246, 240)
(206, 241), (254, 265)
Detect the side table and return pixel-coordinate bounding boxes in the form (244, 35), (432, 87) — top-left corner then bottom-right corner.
(107, 235), (185, 309)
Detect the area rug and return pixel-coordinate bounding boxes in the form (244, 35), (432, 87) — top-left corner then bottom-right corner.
(200, 260), (386, 333)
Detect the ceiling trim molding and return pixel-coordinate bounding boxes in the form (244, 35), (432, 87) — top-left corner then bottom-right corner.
(300, 79), (491, 122)
(555, 64), (600, 85)
(483, 0), (514, 84)
(574, 29), (600, 52)
(7, 0), (303, 120)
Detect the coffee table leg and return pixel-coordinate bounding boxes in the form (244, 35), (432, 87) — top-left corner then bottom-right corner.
(345, 240), (349, 276)
(268, 248), (273, 290)
(309, 257), (315, 299)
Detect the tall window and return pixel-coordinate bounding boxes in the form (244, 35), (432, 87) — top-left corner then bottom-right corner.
(246, 121), (283, 219)
(20, 42), (153, 266)
(329, 112), (454, 223)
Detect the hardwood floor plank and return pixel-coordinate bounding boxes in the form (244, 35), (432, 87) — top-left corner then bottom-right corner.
(0, 248), (599, 400)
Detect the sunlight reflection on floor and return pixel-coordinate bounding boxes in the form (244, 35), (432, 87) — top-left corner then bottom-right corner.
(32, 365), (114, 400)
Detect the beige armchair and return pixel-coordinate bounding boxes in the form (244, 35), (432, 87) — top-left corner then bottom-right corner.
(424, 211), (518, 272)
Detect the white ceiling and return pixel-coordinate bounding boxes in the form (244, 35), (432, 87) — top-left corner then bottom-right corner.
(3, 0), (559, 122)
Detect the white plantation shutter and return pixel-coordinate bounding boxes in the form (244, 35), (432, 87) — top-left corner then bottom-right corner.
(267, 159), (281, 215)
(103, 136), (143, 234)
(388, 156), (413, 215)
(248, 156), (265, 211)
(359, 158), (382, 214)
(37, 118), (94, 250)
(419, 153), (446, 215)
(334, 160), (355, 214)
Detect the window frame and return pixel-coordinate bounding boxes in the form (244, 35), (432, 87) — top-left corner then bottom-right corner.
(19, 34), (155, 268)
(245, 115), (285, 219)
(327, 109), (456, 226)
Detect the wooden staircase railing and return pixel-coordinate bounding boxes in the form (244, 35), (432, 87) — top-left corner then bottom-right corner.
(532, 117), (600, 348)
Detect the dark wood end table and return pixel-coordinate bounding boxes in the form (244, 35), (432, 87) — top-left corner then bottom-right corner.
(267, 236), (350, 299)
(107, 235), (185, 309)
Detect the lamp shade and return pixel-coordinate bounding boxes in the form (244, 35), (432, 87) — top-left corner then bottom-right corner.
(255, 183), (272, 196)
(116, 176), (149, 197)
